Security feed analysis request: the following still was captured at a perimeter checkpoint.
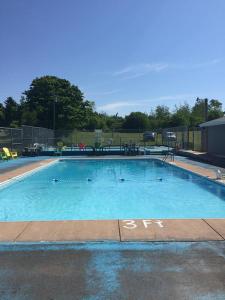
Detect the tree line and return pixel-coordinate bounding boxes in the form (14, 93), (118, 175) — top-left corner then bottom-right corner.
(0, 75), (224, 131)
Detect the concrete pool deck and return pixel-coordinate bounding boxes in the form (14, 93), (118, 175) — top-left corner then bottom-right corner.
(0, 241), (224, 299)
(0, 156), (225, 243)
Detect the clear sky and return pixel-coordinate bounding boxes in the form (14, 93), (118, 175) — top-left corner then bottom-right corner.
(1, 0), (225, 115)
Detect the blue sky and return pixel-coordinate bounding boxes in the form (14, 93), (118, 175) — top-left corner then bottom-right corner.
(1, 0), (225, 116)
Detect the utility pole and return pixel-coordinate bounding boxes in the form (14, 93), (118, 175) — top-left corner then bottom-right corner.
(204, 98), (208, 122)
(53, 96), (57, 131)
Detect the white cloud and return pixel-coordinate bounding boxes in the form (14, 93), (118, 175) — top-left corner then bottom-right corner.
(87, 89), (121, 97)
(97, 93), (197, 115)
(189, 58), (222, 68)
(153, 94), (196, 101)
(169, 58), (222, 70)
(113, 63), (169, 79)
(112, 59), (222, 80)
(98, 101), (138, 112)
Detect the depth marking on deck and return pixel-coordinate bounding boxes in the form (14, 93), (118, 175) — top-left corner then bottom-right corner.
(121, 219), (164, 229)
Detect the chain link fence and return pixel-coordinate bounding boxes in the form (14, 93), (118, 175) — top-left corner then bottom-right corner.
(0, 125), (54, 152)
(0, 127), (23, 151)
(162, 126), (202, 151)
(22, 125), (54, 148)
(0, 126), (202, 152)
(55, 129), (144, 147)
(54, 127), (202, 151)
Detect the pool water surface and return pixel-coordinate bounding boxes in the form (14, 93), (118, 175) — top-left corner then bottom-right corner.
(0, 159), (225, 221)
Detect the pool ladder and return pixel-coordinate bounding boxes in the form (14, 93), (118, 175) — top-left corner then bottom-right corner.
(163, 151), (174, 162)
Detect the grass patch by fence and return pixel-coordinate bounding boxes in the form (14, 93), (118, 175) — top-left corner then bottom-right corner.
(55, 129), (202, 151)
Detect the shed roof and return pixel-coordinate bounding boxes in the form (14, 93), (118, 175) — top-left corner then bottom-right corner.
(199, 116), (225, 127)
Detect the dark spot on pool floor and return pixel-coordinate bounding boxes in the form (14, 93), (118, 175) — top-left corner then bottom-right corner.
(0, 242), (224, 300)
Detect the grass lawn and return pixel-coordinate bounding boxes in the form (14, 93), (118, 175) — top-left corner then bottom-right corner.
(55, 130), (202, 150)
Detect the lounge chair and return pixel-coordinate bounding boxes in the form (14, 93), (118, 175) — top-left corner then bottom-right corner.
(78, 143), (86, 151)
(0, 152), (8, 160)
(215, 169), (225, 180)
(3, 147), (18, 159)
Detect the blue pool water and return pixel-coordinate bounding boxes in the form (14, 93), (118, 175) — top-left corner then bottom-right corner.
(1, 158), (225, 221)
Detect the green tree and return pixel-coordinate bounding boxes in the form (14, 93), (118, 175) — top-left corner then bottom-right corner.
(208, 99), (224, 120)
(0, 103), (5, 126)
(170, 103), (191, 127)
(190, 98), (207, 126)
(19, 96), (37, 126)
(123, 112), (149, 130)
(154, 105), (171, 128)
(2, 76), (224, 132)
(4, 97), (20, 127)
(22, 75), (93, 130)
(85, 112), (108, 130)
(148, 109), (157, 130)
(105, 114), (124, 130)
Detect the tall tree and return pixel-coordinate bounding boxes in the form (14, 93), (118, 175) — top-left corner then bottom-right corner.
(208, 99), (224, 120)
(190, 98), (207, 126)
(105, 114), (124, 130)
(0, 103), (5, 126)
(4, 97), (20, 127)
(170, 103), (191, 127)
(85, 112), (108, 130)
(123, 112), (149, 130)
(148, 109), (157, 130)
(154, 105), (171, 128)
(22, 75), (94, 130)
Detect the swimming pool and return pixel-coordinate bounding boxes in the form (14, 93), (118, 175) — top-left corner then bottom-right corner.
(0, 158), (225, 221)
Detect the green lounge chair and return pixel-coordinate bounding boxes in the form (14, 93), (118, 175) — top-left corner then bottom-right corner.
(0, 152), (8, 160)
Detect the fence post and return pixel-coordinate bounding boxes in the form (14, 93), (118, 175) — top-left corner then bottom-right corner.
(10, 128), (13, 150)
(187, 127), (190, 150)
(193, 130), (195, 151)
(182, 128), (184, 149)
(75, 130), (77, 146)
(32, 127), (34, 146)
